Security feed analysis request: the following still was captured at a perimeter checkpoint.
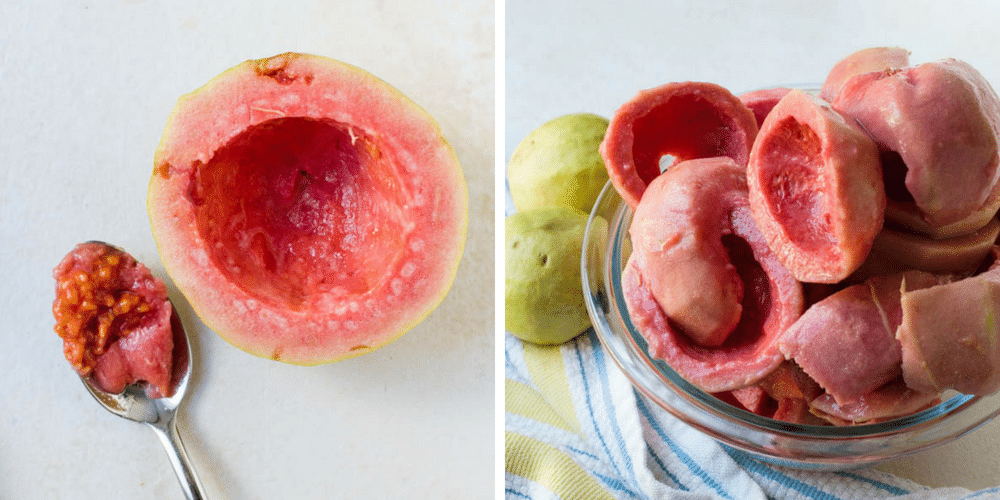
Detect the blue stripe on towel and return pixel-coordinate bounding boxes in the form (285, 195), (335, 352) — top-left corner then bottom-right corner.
(636, 395), (735, 499)
(506, 487), (531, 499)
(592, 471), (642, 497)
(588, 330), (643, 490)
(721, 446), (844, 500)
(962, 486), (1000, 499)
(573, 336), (639, 495)
(646, 442), (690, 491)
(833, 471), (909, 496)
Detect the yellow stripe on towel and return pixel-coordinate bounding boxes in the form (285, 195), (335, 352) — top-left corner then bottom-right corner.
(505, 431), (617, 500)
(506, 379), (577, 432)
(521, 342), (582, 435)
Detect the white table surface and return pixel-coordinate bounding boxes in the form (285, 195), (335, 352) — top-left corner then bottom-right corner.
(0, 1), (494, 499)
(505, 0), (1000, 491)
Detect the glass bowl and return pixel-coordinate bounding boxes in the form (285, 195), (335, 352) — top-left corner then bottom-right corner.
(581, 180), (1000, 470)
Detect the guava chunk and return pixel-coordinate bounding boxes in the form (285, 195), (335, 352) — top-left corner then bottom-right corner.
(190, 116), (408, 310)
(714, 363), (828, 425)
(832, 58), (1000, 238)
(748, 89), (884, 283)
(810, 378), (940, 426)
(628, 157), (751, 346)
(739, 87), (792, 128)
(850, 217), (1000, 282)
(777, 271), (939, 404)
(600, 81), (758, 208)
(622, 158), (803, 392)
(52, 242), (177, 397)
(819, 46), (910, 102)
(898, 264), (1000, 395)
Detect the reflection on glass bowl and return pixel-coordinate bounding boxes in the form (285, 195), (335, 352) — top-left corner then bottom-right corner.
(581, 180), (1000, 470)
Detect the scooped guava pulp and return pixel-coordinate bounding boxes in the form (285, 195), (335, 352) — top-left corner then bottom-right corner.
(52, 241), (184, 398)
(147, 53), (468, 365)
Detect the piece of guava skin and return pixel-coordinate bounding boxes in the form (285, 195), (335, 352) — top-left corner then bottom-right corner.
(898, 265), (1000, 396)
(833, 59), (1000, 234)
(622, 256), (788, 393)
(622, 158), (803, 393)
(819, 46), (911, 102)
(777, 271), (939, 405)
(739, 87), (792, 128)
(628, 158), (748, 347)
(849, 217), (1000, 282)
(747, 89), (884, 284)
(810, 378), (940, 425)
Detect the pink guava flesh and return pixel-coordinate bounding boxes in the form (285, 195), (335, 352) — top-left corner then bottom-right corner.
(622, 158), (803, 392)
(777, 271), (939, 404)
(897, 264), (1000, 395)
(810, 378), (940, 425)
(52, 242), (179, 398)
(739, 87), (792, 128)
(189, 117), (408, 310)
(850, 217), (1000, 281)
(600, 81), (758, 208)
(819, 46), (910, 102)
(748, 89), (884, 283)
(832, 59), (1000, 238)
(627, 158), (749, 347)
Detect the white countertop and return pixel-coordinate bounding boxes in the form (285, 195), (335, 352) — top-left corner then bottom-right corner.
(505, 0), (1000, 490)
(0, 1), (494, 499)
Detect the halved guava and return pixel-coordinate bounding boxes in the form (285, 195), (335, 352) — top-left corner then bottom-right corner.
(600, 81), (758, 209)
(147, 53), (468, 365)
(747, 89), (884, 283)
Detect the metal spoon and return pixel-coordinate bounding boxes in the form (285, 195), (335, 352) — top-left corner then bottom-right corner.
(80, 307), (207, 500)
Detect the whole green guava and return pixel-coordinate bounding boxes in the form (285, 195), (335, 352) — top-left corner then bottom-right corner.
(508, 113), (610, 214)
(505, 206), (606, 345)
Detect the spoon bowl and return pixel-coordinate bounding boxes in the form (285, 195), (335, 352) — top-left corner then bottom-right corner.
(81, 305), (207, 499)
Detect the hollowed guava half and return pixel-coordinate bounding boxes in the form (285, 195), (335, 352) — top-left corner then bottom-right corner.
(147, 53), (468, 365)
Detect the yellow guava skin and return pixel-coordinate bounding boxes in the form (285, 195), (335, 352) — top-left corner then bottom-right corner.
(147, 53), (468, 365)
(508, 113), (610, 214)
(505, 206), (604, 345)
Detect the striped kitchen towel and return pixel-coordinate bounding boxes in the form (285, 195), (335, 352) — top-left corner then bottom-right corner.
(504, 330), (1000, 500)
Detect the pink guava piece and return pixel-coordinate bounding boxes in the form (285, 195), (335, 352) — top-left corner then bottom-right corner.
(810, 378), (941, 426)
(832, 58), (1000, 238)
(628, 157), (756, 346)
(739, 87), (792, 128)
(600, 81), (758, 208)
(777, 271), (940, 405)
(724, 385), (772, 414)
(758, 360), (824, 402)
(748, 89), (884, 283)
(897, 264), (1000, 395)
(52, 242), (178, 398)
(849, 217), (1000, 282)
(622, 158), (803, 392)
(819, 46), (911, 102)
(772, 397), (830, 426)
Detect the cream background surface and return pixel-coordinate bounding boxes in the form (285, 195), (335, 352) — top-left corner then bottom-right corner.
(505, 0), (1000, 490)
(1, 1), (494, 499)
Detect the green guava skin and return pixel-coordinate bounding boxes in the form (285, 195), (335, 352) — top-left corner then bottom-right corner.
(505, 206), (605, 345)
(508, 113), (610, 214)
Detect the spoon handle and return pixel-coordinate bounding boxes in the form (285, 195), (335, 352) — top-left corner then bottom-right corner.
(149, 415), (208, 500)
